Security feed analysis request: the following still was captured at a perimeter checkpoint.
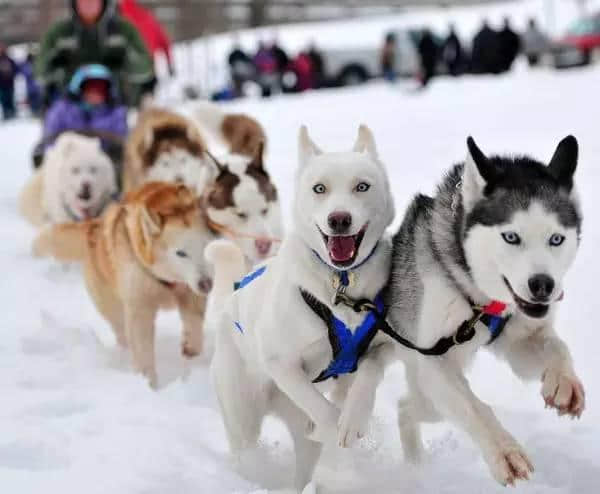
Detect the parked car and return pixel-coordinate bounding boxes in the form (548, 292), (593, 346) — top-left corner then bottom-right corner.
(319, 28), (423, 86)
(551, 12), (600, 68)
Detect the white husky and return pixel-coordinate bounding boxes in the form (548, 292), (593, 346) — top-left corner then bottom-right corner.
(207, 125), (396, 492)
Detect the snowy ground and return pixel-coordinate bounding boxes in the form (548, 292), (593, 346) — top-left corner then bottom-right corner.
(2, 63), (600, 492)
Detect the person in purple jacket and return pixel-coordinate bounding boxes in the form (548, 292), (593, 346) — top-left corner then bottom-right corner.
(33, 64), (128, 168)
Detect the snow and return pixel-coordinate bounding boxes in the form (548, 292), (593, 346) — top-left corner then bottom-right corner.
(3, 33), (600, 494)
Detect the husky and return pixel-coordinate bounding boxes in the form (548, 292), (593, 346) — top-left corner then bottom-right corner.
(194, 102), (283, 264)
(33, 182), (215, 388)
(386, 136), (584, 486)
(202, 142), (283, 264)
(124, 108), (213, 193)
(20, 132), (118, 226)
(207, 125), (396, 493)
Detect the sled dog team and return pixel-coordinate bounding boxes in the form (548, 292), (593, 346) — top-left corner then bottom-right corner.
(24, 105), (585, 492)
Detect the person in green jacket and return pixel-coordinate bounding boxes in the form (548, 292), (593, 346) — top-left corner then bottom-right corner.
(36, 0), (154, 107)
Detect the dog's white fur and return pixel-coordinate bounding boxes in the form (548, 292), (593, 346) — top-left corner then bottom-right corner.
(145, 146), (215, 195)
(396, 148), (584, 486)
(20, 133), (117, 226)
(208, 125), (395, 492)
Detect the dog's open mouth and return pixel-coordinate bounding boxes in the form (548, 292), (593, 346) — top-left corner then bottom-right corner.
(319, 224), (367, 268)
(503, 277), (549, 319)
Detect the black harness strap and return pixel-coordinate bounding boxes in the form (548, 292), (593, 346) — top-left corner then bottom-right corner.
(302, 289), (510, 359)
(300, 289), (342, 357)
(301, 289), (382, 383)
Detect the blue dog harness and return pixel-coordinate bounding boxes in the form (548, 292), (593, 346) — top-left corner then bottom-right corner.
(232, 266), (267, 334)
(301, 288), (385, 383)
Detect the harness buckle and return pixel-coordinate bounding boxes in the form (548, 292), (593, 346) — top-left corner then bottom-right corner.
(452, 312), (482, 345)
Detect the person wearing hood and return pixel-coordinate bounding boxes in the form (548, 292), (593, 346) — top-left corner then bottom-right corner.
(32, 64), (127, 167)
(36, 0), (153, 107)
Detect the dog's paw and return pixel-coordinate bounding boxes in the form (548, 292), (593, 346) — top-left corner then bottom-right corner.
(542, 368), (585, 418)
(181, 341), (202, 358)
(486, 443), (534, 487)
(337, 394), (372, 448)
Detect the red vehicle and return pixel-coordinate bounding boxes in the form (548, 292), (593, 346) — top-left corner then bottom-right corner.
(552, 12), (600, 68)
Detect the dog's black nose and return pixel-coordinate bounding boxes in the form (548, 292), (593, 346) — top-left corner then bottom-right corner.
(79, 183), (92, 201)
(328, 212), (352, 234)
(174, 175), (184, 184)
(528, 274), (555, 301)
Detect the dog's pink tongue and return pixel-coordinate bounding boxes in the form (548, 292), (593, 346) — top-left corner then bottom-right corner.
(327, 235), (355, 262)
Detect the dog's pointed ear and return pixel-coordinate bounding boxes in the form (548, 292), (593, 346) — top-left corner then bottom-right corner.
(126, 204), (161, 265)
(205, 150), (226, 175)
(248, 140), (265, 172)
(462, 137), (496, 209)
(548, 135), (578, 190)
(299, 125), (322, 167)
(353, 124), (378, 160)
(466, 136), (498, 184)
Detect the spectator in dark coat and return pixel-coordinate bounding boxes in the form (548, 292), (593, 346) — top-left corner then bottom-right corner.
(20, 53), (42, 116)
(498, 17), (521, 72)
(228, 41), (254, 97)
(0, 44), (18, 120)
(442, 24), (465, 76)
(471, 20), (502, 74)
(307, 43), (325, 88)
(254, 42), (278, 97)
(271, 39), (289, 73)
(380, 32), (397, 82)
(418, 29), (438, 87)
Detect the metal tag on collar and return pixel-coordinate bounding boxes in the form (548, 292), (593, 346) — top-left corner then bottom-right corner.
(332, 271), (356, 291)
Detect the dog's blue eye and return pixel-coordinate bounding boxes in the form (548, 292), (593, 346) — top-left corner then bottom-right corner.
(549, 234), (565, 247)
(356, 182), (370, 192)
(313, 184), (326, 194)
(176, 250), (188, 258)
(501, 232), (521, 245)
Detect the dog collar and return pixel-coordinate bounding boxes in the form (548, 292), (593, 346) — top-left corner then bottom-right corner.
(471, 300), (511, 344)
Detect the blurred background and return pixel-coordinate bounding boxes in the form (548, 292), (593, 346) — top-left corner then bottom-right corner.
(0, 0), (598, 118)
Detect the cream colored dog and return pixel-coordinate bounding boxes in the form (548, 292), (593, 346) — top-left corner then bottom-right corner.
(20, 132), (118, 227)
(33, 182), (215, 387)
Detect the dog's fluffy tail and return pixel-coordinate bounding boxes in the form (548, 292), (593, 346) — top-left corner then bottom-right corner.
(193, 101), (265, 158)
(33, 222), (89, 262)
(205, 239), (246, 304)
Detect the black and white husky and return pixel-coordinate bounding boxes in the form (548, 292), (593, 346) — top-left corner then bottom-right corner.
(386, 136), (585, 486)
